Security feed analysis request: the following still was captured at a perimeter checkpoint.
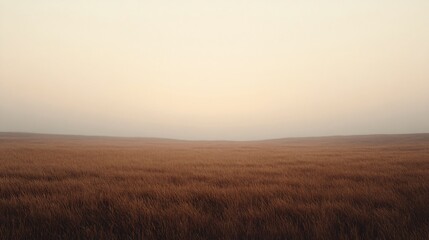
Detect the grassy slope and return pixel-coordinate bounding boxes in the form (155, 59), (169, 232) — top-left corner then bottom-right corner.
(0, 133), (428, 239)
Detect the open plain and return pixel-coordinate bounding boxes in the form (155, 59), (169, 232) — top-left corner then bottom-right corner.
(0, 133), (428, 239)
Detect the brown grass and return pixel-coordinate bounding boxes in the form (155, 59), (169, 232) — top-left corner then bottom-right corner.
(0, 133), (428, 240)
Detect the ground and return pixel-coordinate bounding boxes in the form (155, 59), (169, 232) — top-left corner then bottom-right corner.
(1, 133), (428, 239)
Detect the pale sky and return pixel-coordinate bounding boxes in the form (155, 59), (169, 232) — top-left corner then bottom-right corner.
(1, 0), (428, 140)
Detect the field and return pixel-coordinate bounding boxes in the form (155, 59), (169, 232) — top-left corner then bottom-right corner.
(0, 133), (428, 240)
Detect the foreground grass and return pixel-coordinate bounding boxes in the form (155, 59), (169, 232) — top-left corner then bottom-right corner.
(0, 133), (428, 240)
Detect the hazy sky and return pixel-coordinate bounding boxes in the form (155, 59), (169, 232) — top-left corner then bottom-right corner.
(1, 0), (428, 140)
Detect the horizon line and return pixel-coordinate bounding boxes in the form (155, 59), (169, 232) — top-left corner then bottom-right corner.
(1, 131), (428, 142)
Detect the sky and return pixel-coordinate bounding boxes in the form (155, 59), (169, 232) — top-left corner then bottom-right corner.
(1, 0), (429, 140)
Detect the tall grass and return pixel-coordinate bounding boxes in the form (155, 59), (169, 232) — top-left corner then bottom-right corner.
(0, 133), (428, 239)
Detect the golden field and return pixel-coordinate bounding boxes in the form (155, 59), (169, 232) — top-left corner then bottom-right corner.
(0, 133), (428, 240)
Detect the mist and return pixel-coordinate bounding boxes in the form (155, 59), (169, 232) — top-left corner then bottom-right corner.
(1, 0), (429, 140)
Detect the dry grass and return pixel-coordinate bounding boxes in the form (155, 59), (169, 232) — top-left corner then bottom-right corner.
(0, 133), (428, 240)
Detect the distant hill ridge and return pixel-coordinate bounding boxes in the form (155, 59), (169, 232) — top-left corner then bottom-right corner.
(1, 132), (428, 144)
